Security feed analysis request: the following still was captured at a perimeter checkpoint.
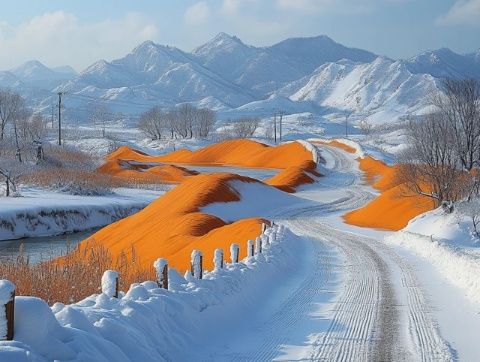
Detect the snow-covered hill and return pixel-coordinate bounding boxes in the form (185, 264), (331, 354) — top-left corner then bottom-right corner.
(286, 57), (438, 123)
(1, 34), (478, 124)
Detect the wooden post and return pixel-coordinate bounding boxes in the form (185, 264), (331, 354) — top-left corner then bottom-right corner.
(191, 250), (203, 279)
(154, 258), (169, 290)
(255, 237), (262, 254)
(0, 280), (15, 341)
(230, 243), (239, 263)
(214, 248), (224, 270)
(247, 240), (254, 258)
(261, 223), (267, 233)
(101, 270), (119, 298)
(4, 290), (14, 341)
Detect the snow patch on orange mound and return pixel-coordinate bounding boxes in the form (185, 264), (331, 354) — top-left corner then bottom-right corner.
(344, 156), (434, 230)
(81, 173), (268, 271)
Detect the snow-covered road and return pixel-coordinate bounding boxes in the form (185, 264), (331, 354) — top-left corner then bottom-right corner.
(200, 144), (458, 361)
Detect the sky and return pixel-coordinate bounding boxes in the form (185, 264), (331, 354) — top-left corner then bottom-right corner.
(0, 0), (478, 71)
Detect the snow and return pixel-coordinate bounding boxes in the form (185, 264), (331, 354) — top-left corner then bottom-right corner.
(201, 180), (312, 223)
(0, 224), (298, 361)
(0, 188), (164, 241)
(101, 270), (119, 298)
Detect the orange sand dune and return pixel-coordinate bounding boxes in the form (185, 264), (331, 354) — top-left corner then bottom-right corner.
(267, 160), (321, 193)
(115, 139), (314, 170)
(344, 157), (434, 230)
(98, 157), (198, 184)
(82, 173), (268, 271)
(102, 139), (320, 191)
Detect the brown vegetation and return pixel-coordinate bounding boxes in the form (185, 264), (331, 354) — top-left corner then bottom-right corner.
(0, 241), (154, 305)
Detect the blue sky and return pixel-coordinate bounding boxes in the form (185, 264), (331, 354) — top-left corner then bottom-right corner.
(0, 0), (478, 70)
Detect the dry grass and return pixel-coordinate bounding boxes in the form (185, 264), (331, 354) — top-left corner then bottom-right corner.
(0, 241), (155, 305)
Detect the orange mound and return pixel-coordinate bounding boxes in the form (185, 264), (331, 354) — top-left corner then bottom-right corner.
(344, 156), (434, 230)
(267, 160), (321, 193)
(81, 173), (268, 271)
(98, 157), (198, 184)
(128, 139), (313, 169)
(313, 139), (356, 154)
(102, 139), (320, 191)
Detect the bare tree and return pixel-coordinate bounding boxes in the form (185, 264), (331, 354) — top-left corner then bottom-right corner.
(0, 90), (26, 141)
(433, 79), (480, 172)
(177, 104), (196, 139)
(90, 103), (113, 138)
(396, 114), (467, 207)
(231, 117), (260, 139)
(194, 108), (216, 139)
(138, 106), (165, 140)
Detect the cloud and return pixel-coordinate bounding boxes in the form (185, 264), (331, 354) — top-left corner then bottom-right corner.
(185, 2), (211, 26)
(0, 11), (161, 71)
(222, 0), (258, 15)
(437, 0), (480, 26)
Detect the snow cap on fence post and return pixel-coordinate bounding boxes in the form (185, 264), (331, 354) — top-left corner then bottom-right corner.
(247, 240), (254, 259)
(214, 249), (224, 270)
(255, 237), (262, 254)
(230, 243), (239, 263)
(191, 250), (203, 279)
(154, 258), (169, 290)
(261, 234), (269, 246)
(261, 222), (267, 233)
(102, 270), (119, 298)
(0, 280), (15, 341)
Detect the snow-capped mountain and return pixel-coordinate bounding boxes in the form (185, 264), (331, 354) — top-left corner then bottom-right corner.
(405, 48), (480, 80)
(1, 34), (479, 124)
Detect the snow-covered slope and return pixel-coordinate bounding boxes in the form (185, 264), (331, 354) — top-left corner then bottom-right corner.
(288, 57), (438, 122)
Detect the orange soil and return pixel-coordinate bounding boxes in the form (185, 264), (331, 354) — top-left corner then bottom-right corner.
(82, 173), (268, 272)
(343, 156), (434, 230)
(267, 160), (321, 193)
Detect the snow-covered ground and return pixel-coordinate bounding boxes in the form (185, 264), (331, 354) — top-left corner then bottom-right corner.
(0, 188), (166, 241)
(0, 224), (302, 362)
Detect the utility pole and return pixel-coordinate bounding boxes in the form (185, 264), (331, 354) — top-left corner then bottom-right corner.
(345, 113), (349, 139)
(279, 112), (283, 141)
(57, 92), (63, 146)
(273, 113), (277, 143)
(51, 105), (55, 129)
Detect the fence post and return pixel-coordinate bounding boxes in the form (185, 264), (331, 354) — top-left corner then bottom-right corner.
(154, 258), (169, 290)
(230, 243), (239, 263)
(255, 237), (262, 254)
(214, 249), (224, 270)
(0, 280), (15, 341)
(247, 240), (254, 259)
(261, 223), (267, 233)
(191, 250), (203, 279)
(102, 270), (119, 298)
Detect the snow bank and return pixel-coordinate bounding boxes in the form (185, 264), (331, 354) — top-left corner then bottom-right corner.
(386, 230), (480, 308)
(0, 189), (163, 241)
(295, 140), (324, 164)
(0, 224), (299, 361)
